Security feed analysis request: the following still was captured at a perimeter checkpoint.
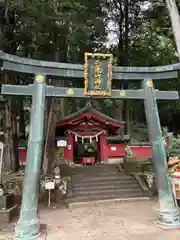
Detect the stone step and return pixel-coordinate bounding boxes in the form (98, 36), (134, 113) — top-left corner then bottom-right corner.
(72, 171), (121, 176)
(73, 174), (125, 180)
(72, 169), (131, 175)
(73, 164), (117, 168)
(72, 179), (137, 188)
(68, 191), (145, 204)
(72, 170), (120, 177)
(72, 165), (118, 172)
(70, 166), (145, 205)
(73, 167), (122, 172)
(72, 175), (134, 182)
(73, 183), (140, 191)
(72, 187), (142, 196)
(68, 196), (150, 208)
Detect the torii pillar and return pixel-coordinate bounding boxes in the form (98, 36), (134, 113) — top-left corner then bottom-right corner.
(14, 74), (46, 239)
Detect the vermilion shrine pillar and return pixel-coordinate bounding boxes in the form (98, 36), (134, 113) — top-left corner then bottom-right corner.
(99, 134), (108, 162)
(142, 79), (180, 228)
(14, 75), (46, 239)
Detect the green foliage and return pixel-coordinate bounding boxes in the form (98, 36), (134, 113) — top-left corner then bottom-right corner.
(162, 127), (180, 156)
(167, 134), (180, 157)
(130, 123), (149, 143)
(0, 0), (107, 61)
(1, 0), (180, 129)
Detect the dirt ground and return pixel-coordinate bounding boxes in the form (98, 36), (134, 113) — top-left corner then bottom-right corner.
(38, 200), (180, 240)
(2, 200), (180, 239)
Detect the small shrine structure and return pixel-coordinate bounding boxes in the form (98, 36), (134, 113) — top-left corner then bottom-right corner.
(55, 104), (126, 164)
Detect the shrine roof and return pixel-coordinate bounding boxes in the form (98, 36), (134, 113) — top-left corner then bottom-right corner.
(56, 104), (125, 129)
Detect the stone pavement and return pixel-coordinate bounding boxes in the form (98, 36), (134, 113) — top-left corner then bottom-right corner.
(1, 200), (180, 239)
(39, 200), (180, 240)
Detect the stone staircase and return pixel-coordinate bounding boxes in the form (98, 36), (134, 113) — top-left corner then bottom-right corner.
(67, 164), (149, 206)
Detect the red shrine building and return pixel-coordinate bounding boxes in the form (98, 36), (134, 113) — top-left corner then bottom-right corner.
(55, 104), (126, 165)
(18, 105), (152, 166)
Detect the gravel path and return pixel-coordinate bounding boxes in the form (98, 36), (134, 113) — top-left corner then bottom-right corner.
(39, 200), (180, 240)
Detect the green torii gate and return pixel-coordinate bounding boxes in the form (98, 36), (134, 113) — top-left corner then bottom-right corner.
(1, 51), (180, 239)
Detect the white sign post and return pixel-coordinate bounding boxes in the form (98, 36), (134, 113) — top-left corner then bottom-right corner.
(45, 180), (55, 208)
(111, 146), (116, 151)
(57, 140), (67, 147)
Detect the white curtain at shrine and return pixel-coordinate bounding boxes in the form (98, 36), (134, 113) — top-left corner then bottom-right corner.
(68, 130), (105, 143)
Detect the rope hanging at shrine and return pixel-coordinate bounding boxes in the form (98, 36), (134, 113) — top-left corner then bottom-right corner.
(68, 130), (106, 143)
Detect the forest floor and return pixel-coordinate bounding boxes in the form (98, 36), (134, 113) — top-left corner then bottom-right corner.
(2, 199), (180, 239)
(39, 200), (180, 240)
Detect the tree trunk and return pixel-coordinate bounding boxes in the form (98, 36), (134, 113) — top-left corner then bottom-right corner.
(123, 100), (130, 135)
(18, 99), (26, 137)
(3, 99), (12, 171)
(123, 0), (130, 135)
(115, 100), (124, 120)
(42, 96), (65, 175)
(11, 98), (19, 171)
(42, 53), (67, 174)
(42, 98), (56, 175)
(3, 72), (20, 172)
(115, 0), (131, 132)
(166, 0), (180, 59)
(44, 97), (52, 132)
(3, 96), (19, 172)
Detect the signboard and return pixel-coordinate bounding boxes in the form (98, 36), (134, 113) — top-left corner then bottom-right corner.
(111, 146), (116, 151)
(84, 53), (113, 97)
(57, 140), (67, 147)
(45, 181), (55, 190)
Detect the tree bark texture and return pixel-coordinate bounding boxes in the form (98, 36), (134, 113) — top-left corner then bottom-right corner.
(3, 96), (19, 172)
(166, 0), (180, 60)
(42, 78), (67, 175)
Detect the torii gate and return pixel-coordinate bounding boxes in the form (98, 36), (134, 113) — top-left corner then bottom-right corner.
(1, 51), (180, 239)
